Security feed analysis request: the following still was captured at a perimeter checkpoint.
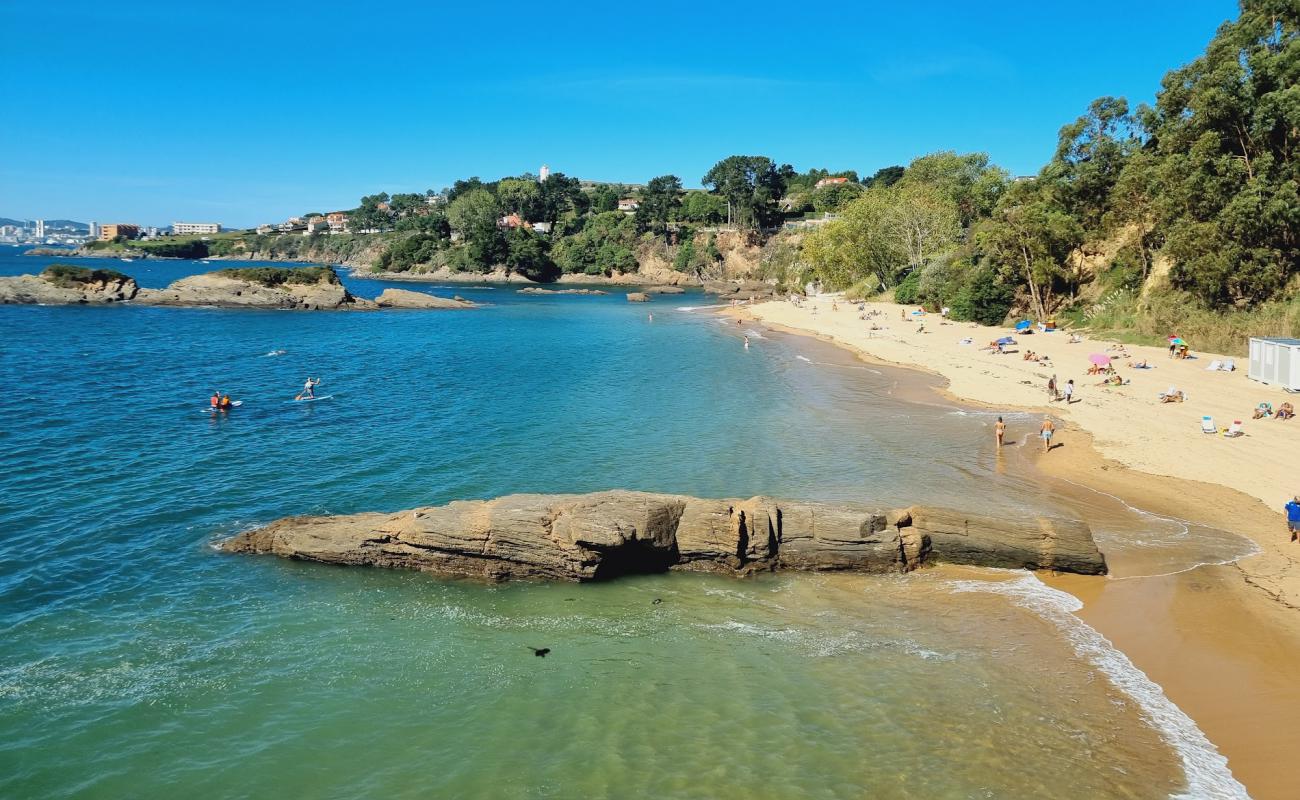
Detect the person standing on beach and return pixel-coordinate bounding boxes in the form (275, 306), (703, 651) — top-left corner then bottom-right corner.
(1040, 418), (1055, 453)
(995, 416), (1006, 448)
(1287, 496), (1300, 542)
(1064, 379), (1075, 404)
(1048, 374), (1057, 400)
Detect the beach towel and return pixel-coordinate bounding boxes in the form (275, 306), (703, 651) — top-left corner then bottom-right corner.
(1200, 416), (1216, 434)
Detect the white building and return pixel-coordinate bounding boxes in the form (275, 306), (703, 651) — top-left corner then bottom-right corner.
(35, 219), (45, 238)
(88, 221), (99, 240)
(173, 222), (221, 235)
(539, 164), (550, 182)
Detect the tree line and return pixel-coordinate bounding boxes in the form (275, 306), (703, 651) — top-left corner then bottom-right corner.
(804, 0), (1298, 325)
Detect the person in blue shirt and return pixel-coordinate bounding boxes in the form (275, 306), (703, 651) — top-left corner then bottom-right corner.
(1287, 496), (1300, 543)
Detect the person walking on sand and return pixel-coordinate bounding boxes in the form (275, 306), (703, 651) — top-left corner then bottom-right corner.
(1287, 496), (1300, 542)
(1047, 374), (1058, 401)
(1040, 417), (1055, 453)
(1063, 379), (1075, 404)
(995, 416), (1006, 448)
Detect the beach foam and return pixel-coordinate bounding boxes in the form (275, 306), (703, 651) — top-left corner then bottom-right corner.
(950, 574), (1249, 800)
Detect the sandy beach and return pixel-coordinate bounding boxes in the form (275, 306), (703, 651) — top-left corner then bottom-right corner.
(733, 297), (1300, 799)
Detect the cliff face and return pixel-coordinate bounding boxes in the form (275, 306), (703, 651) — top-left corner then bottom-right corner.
(220, 490), (1108, 582)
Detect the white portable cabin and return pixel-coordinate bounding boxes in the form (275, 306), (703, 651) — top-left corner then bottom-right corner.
(1247, 337), (1300, 391)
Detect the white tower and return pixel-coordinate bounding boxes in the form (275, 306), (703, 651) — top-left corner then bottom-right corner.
(88, 221), (99, 240)
(539, 164), (550, 183)
(35, 219), (45, 238)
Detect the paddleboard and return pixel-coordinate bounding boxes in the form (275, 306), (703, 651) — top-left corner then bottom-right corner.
(287, 394), (334, 404)
(202, 400), (243, 413)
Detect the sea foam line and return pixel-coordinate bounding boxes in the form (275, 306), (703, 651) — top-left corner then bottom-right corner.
(950, 574), (1250, 800)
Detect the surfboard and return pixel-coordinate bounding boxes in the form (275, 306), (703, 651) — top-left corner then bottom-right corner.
(287, 394), (334, 404)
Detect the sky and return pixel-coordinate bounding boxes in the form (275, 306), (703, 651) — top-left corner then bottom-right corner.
(2, 0), (1239, 228)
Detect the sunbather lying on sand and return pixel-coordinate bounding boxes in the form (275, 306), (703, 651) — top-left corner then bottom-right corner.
(1277, 402), (1295, 420)
(1159, 389), (1186, 403)
(1253, 403), (1273, 419)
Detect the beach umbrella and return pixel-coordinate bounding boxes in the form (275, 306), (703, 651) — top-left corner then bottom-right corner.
(996, 336), (1016, 345)
(1171, 337), (1186, 345)
(1015, 320), (1032, 331)
(1089, 353), (1111, 366)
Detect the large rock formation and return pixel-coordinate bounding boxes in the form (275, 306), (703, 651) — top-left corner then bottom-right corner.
(0, 266), (487, 311)
(221, 490), (1107, 582)
(138, 269), (373, 310)
(0, 265), (140, 304)
(626, 292), (650, 302)
(374, 288), (477, 308)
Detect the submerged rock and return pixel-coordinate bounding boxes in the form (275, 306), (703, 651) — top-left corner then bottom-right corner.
(221, 490), (1107, 582)
(517, 287), (607, 295)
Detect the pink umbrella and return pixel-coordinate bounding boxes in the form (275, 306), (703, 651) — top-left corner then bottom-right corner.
(1089, 353), (1111, 366)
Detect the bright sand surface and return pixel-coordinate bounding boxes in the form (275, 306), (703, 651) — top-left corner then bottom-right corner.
(735, 298), (1300, 799)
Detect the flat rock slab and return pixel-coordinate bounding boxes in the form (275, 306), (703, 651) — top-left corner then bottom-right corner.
(222, 490), (1107, 582)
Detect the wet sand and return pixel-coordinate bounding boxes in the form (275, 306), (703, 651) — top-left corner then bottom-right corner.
(728, 305), (1300, 799)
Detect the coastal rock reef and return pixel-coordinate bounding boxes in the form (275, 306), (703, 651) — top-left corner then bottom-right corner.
(0, 265), (477, 311)
(221, 490), (1108, 582)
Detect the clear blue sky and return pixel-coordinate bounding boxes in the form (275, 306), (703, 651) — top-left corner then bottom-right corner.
(2, 0), (1238, 228)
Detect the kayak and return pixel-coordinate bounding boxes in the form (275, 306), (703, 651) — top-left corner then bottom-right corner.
(287, 394), (334, 404)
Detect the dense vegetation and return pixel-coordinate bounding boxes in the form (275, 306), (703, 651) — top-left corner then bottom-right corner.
(92, 2), (1290, 350)
(806, 0), (1299, 343)
(214, 266), (338, 287)
(42, 264), (131, 287)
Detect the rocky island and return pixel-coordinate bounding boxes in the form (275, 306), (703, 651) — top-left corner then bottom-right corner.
(0, 265), (477, 311)
(221, 490), (1108, 581)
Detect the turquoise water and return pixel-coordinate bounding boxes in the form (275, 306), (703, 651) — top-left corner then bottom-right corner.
(0, 246), (1248, 797)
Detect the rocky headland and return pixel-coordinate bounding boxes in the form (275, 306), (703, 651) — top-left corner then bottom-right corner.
(0, 265), (477, 311)
(220, 490), (1108, 582)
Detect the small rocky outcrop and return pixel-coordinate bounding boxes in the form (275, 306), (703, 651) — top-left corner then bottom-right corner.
(626, 292), (650, 302)
(704, 280), (777, 301)
(375, 288), (477, 308)
(645, 286), (686, 294)
(139, 268), (371, 310)
(221, 490), (1108, 582)
(0, 265), (140, 304)
(517, 287), (607, 295)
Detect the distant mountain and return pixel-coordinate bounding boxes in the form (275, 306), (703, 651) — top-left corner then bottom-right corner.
(0, 217), (88, 232)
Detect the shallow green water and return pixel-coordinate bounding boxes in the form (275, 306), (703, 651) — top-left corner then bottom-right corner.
(0, 246), (1249, 797)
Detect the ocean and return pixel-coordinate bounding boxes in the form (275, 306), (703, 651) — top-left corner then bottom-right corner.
(0, 246), (1253, 798)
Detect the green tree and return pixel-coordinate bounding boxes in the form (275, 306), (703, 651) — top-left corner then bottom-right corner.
(1135, 0), (1300, 306)
(537, 172), (582, 226)
(900, 152), (1009, 227)
(497, 179), (542, 219)
(680, 191), (728, 223)
(701, 155), (787, 229)
(588, 184), (619, 213)
(866, 165), (906, 188)
(448, 189), (506, 269)
(976, 180), (1083, 320)
(811, 181), (865, 212)
(635, 174), (682, 239)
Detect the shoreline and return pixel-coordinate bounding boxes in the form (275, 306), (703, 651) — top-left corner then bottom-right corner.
(729, 300), (1300, 799)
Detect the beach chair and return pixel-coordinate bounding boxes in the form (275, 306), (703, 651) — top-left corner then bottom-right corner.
(1201, 416), (1216, 434)
(1223, 420), (1244, 437)
(1205, 360), (1222, 371)
(1222, 358), (1236, 371)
